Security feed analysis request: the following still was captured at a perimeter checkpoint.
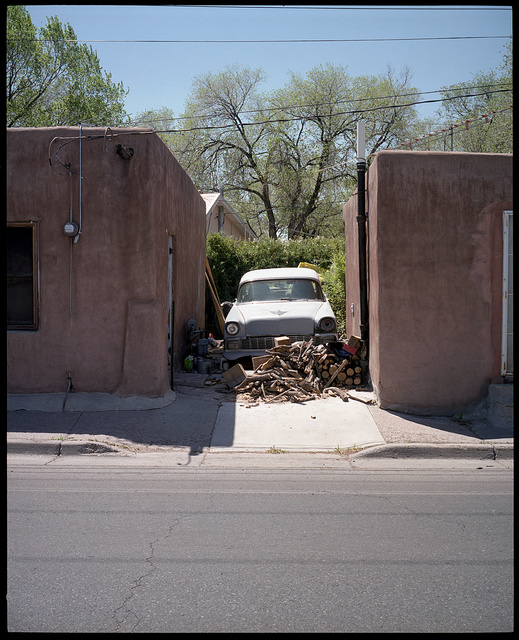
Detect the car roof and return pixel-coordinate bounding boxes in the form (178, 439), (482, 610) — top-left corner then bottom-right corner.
(239, 267), (320, 285)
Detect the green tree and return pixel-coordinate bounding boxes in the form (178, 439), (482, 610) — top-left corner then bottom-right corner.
(434, 41), (513, 153)
(7, 5), (129, 127)
(164, 63), (420, 240)
(267, 63), (420, 238)
(173, 65), (281, 238)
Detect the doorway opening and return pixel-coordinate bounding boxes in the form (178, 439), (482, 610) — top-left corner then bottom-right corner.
(167, 234), (175, 389)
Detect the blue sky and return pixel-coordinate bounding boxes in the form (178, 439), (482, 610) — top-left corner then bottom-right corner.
(25, 4), (512, 125)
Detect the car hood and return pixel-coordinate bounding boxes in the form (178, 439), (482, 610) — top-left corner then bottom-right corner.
(228, 300), (331, 336)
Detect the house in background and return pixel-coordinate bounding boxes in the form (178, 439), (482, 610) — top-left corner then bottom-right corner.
(202, 190), (257, 240)
(7, 126), (206, 397)
(343, 150), (513, 416)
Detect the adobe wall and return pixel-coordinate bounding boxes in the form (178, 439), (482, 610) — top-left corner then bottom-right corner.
(343, 150), (512, 414)
(7, 127), (206, 395)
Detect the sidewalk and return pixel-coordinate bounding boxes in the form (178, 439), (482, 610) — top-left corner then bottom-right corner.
(7, 373), (513, 466)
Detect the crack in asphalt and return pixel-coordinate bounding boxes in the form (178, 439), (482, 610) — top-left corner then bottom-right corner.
(112, 520), (180, 632)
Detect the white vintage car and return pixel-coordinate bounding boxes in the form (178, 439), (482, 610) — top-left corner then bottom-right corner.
(224, 267), (337, 361)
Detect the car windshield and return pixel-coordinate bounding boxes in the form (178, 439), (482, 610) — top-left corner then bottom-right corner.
(237, 278), (324, 303)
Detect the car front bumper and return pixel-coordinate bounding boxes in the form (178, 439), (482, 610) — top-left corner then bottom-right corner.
(224, 333), (337, 361)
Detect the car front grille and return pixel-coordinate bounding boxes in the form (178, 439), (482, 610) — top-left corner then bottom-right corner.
(239, 335), (315, 350)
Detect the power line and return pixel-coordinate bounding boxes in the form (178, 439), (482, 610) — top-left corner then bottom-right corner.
(23, 35), (510, 44)
(46, 92), (512, 165)
(129, 83), (513, 126)
(178, 4), (512, 9)
(318, 105), (513, 173)
(130, 88), (513, 133)
(390, 105), (513, 152)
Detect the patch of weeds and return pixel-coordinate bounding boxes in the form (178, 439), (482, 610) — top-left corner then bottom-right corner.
(87, 437), (131, 451)
(267, 445), (287, 454)
(333, 444), (362, 455)
(453, 412), (471, 426)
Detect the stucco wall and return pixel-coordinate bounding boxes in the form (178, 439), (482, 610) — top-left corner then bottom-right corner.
(7, 127), (206, 396)
(343, 150), (513, 414)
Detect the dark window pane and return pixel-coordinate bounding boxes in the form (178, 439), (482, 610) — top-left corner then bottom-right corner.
(7, 226), (36, 328)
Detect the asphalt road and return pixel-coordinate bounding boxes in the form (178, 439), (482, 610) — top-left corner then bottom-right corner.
(7, 464), (513, 633)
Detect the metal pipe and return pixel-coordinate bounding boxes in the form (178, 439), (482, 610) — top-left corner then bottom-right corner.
(74, 123), (83, 243)
(62, 371), (73, 412)
(356, 122), (369, 357)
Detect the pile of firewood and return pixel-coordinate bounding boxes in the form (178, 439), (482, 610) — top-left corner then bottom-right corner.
(234, 337), (365, 403)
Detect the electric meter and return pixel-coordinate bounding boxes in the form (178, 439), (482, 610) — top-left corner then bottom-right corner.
(64, 222), (79, 237)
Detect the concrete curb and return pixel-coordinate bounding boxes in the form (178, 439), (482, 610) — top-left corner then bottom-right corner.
(7, 439), (514, 460)
(350, 442), (514, 460)
(6, 440), (128, 457)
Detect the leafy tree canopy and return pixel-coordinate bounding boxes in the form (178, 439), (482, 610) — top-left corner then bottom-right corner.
(433, 40), (512, 153)
(6, 5), (129, 127)
(133, 41), (512, 238)
(150, 63), (421, 240)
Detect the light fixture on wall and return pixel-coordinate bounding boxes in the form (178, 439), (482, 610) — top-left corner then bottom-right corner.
(116, 144), (134, 161)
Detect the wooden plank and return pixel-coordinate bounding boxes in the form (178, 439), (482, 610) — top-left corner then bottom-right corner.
(205, 259), (225, 334)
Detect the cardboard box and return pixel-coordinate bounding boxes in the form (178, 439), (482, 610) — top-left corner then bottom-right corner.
(274, 336), (291, 346)
(222, 363), (247, 387)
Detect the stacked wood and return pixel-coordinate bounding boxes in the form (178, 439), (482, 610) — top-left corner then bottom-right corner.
(234, 338), (365, 403)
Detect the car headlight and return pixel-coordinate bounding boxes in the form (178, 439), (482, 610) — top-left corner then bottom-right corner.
(225, 321), (240, 336)
(317, 317), (336, 333)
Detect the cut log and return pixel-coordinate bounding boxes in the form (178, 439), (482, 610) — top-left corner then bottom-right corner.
(323, 358), (348, 389)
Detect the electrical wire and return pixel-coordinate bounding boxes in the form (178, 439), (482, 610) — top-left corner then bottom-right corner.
(183, 5), (511, 10)
(46, 94), (513, 174)
(131, 88), (512, 134)
(317, 105), (513, 173)
(44, 85), (512, 169)
(390, 105), (513, 152)
(24, 34), (510, 45)
(128, 82), (513, 128)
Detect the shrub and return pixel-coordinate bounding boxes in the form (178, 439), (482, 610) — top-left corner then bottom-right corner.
(321, 245), (346, 338)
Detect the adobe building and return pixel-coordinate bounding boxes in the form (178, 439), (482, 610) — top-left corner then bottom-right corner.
(7, 126), (206, 397)
(343, 150), (513, 415)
